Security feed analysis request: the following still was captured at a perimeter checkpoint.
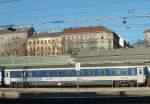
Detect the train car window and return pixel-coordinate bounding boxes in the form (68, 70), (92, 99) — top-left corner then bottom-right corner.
(67, 70), (73, 77)
(119, 68), (128, 76)
(49, 70), (57, 77)
(32, 71), (39, 77)
(93, 69), (100, 76)
(27, 71), (32, 77)
(88, 69), (94, 76)
(79, 70), (83, 76)
(128, 68), (137, 76)
(72, 70), (77, 77)
(61, 70), (67, 77)
(99, 69), (104, 76)
(17, 71), (23, 78)
(10, 71), (17, 78)
(82, 69), (88, 76)
(104, 69), (109, 76)
(39, 70), (48, 77)
(56, 70), (61, 77)
(109, 69), (117, 76)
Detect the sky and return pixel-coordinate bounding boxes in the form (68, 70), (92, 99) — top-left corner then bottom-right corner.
(0, 0), (150, 43)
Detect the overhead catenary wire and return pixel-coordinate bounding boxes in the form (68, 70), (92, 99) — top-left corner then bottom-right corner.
(0, 0), (21, 4)
(0, 0), (144, 15)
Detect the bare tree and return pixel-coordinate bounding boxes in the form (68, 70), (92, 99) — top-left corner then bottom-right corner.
(3, 36), (27, 56)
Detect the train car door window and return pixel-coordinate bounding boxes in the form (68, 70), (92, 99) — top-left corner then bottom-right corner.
(139, 69), (142, 75)
(6, 72), (8, 77)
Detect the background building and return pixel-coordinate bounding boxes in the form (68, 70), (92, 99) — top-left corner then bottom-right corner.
(0, 25), (34, 57)
(132, 39), (144, 48)
(119, 37), (132, 48)
(62, 25), (121, 54)
(144, 28), (150, 47)
(27, 32), (63, 56)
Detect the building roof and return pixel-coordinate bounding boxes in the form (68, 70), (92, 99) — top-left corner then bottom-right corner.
(0, 26), (34, 35)
(62, 25), (114, 34)
(144, 28), (150, 33)
(29, 32), (61, 38)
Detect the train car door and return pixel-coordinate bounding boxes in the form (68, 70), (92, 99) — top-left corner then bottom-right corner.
(137, 67), (145, 84)
(5, 71), (10, 85)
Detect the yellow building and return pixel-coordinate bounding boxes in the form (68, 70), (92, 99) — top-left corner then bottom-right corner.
(27, 32), (63, 56)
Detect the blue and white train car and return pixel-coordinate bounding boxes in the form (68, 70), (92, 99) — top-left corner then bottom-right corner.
(3, 65), (149, 87)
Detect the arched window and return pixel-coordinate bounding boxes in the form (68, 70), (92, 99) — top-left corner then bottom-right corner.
(41, 47), (43, 51)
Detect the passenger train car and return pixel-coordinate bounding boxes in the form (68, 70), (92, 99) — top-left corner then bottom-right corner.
(0, 65), (150, 87)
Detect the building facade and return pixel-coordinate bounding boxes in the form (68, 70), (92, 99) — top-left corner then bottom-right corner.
(119, 37), (132, 48)
(0, 25), (34, 57)
(144, 29), (150, 47)
(62, 26), (121, 54)
(27, 32), (63, 56)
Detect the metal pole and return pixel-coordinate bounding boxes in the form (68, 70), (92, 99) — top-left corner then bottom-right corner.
(77, 70), (79, 93)
(76, 63), (80, 94)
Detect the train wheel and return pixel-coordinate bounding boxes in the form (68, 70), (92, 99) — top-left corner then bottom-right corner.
(114, 81), (120, 87)
(129, 82), (135, 87)
(12, 83), (16, 88)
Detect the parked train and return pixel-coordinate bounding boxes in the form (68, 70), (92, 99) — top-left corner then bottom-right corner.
(0, 65), (150, 87)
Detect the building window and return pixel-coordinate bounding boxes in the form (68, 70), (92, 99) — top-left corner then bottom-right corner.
(0, 37), (3, 40)
(41, 40), (43, 44)
(37, 41), (39, 44)
(33, 41), (36, 45)
(29, 41), (32, 45)
(45, 47), (47, 51)
(48, 47), (51, 51)
(52, 40), (54, 43)
(44, 40), (47, 44)
(41, 47), (43, 51)
(101, 36), (104, 39)
(37, 47), (39, 51)
(48, 40), (51, 43)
